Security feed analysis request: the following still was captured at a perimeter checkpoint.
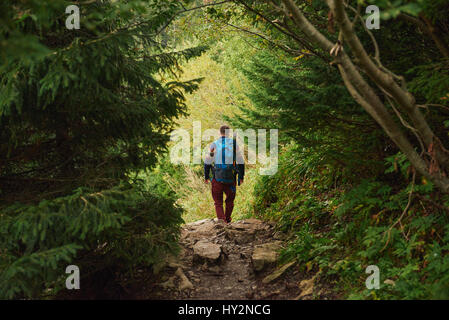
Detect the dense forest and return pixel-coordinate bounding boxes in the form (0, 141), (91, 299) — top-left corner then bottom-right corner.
(1, 0), (449, 300)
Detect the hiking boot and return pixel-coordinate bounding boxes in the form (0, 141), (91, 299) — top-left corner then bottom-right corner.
(215, 218), (227, 225)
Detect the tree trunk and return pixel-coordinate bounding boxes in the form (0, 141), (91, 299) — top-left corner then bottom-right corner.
(279, 0), (449, 193)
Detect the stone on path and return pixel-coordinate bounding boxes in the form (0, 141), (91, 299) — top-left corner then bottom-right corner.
(262, 261), (296, 284)
(175, 268), (194, 291)
(193, 240), (223, 264)
(153, 253), (181, 274)
(182, 219), (226, 244)
(148, 217), (315, 300)
(160, 276), (176, 290)
(188, 218), (214, 227)
(225, 218), (270, 244)
(225, 228), (256, 244)
(251, 241), (283, 272)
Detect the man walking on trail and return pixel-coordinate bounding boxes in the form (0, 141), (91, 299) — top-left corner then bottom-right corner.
(204, 125), (245, 224)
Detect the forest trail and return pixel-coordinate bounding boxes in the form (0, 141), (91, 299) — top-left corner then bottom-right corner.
(140, 218), (333, 300)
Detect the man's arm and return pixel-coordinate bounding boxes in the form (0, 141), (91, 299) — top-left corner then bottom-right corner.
(204, 164), (211, 183)
(235, 144), (245, 183)
(204, 143), (216, 183)
(237, 163), (245, 183)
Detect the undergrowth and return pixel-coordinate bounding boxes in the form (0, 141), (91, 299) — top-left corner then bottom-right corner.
(255, 143), (449, 300)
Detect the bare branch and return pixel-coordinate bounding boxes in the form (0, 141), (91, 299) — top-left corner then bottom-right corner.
(329, 0), (437, 149)
(156, 0), (234, 36)
(382, 170), (416, 251)
(221, 21), (305, 55)
(234, 0), (328, 61)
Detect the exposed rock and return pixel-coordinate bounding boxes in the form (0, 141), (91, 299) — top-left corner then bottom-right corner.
(196, 220), (224, 234)
(145, 218), (330, 300)
(152, 260), (167, 275)
(295, 275), (316, 300)
(251, 241), (282, 272)
(262, 261), (296, 284)
(183, 219), (226, 244)
(167, 253), (187, 269)
(230, 219), (267, 232)
(193, 240), (223, 264)
(153, 253), (186, 274)
(188, 218), (214, 227)
(384, 279), (396, 287)
(175, 268), (194, 291)
(243, 218), (264, 224)
(225, 228), (256, 244)
(160, 276), (176, 290)
(223, 218), (270, 244)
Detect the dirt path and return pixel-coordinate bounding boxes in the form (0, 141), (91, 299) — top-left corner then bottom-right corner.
(139, 218), (331, 300)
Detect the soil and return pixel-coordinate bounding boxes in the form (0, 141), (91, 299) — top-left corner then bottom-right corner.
(59, 218), (337, 300)
(134, 218), (336, 300)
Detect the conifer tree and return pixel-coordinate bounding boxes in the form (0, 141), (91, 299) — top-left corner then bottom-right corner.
(0, 0), (206, 298)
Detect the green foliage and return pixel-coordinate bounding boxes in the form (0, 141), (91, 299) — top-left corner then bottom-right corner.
(191, 0), (449, 300)
(255, 143), (449, 299)
(0, 184), (183, 299)
(367, 0), (423, 19)
(154, 42), (257, 223)
(0, 0), (203, 299)
(3, 0), (449, 301)
(408, 61), (449, 106)
(218, 39), (385, 181)
(367, 0), (449, 22)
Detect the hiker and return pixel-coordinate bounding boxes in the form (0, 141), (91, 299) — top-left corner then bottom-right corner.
(204, 125), (245, 223)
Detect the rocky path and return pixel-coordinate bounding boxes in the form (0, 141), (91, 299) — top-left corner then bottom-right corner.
(140, 218), (327, 300)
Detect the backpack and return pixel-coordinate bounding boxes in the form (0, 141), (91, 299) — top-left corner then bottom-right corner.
(213, 136), (237, 184)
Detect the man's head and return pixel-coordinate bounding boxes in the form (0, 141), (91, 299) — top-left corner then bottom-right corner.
(219, 125), (230, 137)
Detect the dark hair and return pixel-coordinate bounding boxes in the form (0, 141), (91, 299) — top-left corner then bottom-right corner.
(219, 125), (230, 136)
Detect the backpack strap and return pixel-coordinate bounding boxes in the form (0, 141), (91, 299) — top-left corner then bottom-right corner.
(233, 135), (240, 186)
(222, 136), (226, 165)
(233, 136), (236, 167)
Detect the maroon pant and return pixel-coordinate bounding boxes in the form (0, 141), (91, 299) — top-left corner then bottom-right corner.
(211, 179), (236, 223)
